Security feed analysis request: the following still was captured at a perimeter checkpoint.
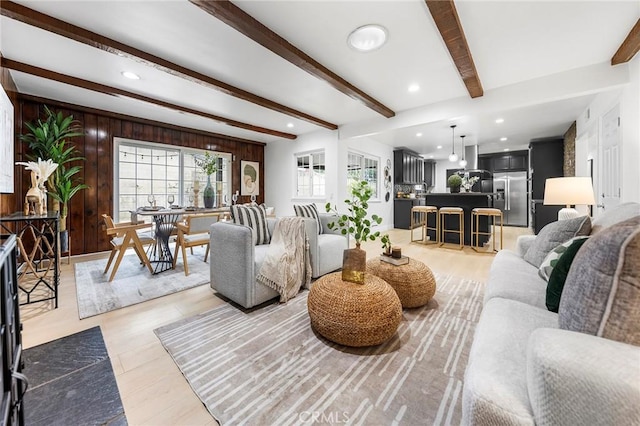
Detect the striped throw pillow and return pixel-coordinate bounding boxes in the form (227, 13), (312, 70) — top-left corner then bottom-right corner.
(231, 204), (271, 245)
(293, 204), (323, 235)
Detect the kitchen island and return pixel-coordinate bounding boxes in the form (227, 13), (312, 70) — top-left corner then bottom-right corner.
(423, 193), (495, 246)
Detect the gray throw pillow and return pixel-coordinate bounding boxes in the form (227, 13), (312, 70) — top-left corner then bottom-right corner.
(558, 216), (640, 346)
(523, 215), (592, 267)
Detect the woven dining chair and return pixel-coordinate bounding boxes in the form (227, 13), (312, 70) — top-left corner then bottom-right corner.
(172, 212), (220, 276)
(102, 214), (155, 281)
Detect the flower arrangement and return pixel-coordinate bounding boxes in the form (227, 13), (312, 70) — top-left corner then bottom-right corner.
(462, 175), (480, 192)
(195, 151), (218, 176)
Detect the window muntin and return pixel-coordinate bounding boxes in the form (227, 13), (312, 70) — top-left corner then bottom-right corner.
(347, 151), (379, 198)
(296, 151), (325, 198)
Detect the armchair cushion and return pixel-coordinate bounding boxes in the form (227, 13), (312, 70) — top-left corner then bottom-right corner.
(523, 215), (591, 267)
(294, 204), (323, 234)
(559, 216), (640, 345)
(230, 204), (271, 245)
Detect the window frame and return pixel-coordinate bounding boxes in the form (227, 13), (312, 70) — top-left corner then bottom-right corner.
(347, 150), (380, 201)
(114, 137), (232, 222)
(294, 149), (326, 200)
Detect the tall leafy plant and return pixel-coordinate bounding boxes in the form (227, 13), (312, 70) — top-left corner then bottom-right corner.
(325, 180), (382, 249)
(20, 106), (87, 231)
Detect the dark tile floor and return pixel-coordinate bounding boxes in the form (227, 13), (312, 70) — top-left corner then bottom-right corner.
(22, 326), (127, 426)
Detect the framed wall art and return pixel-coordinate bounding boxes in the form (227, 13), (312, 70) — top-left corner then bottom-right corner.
(241, 160), (259, 196)
(0, 85), (14, 193)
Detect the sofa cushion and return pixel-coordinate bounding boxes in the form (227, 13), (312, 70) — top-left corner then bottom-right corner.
(293, 204), (323, 235)
(558, 216), (640, 345)
(590, 202), (640, 234)
(484, 250), (547, 309)
(231, 204), (271, 245)
(545, 237), (589, 313)
(538, 236), (589, 281)
(463, 298), (558, 425)
(523, 216), (591, 268)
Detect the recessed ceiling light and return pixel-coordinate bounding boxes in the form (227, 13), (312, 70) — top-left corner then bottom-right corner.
(437, 145), (442, 150)
(121, 71), (140, 80)
(503, 148), (509, 152)
(416, 132), (422, 137)
(429, 155), (434, 159)
(495, 118), (504, 124)
(408, 84), (420, 93)
(347, 24), (388, 52)
(500, 137), (508, 141)
(286, 123), (294, 128)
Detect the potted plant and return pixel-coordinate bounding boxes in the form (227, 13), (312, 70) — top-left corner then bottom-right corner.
(19, 106), (87, 251)
(325, 180), (382, 284)
(381, 234), (392, 256)
(194, 151), (218, 208)
(447, 174), (462, 193)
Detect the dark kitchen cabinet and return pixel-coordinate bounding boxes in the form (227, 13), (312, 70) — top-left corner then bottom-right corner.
(478, 150), (528, 173)
(394, 198), (425, 229)
(529, 138), (564, 233)
(394, 150), (423, 185)
(424, 160), (436, 188)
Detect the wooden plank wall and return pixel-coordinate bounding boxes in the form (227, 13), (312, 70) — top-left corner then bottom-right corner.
(10, 97), (265, 256)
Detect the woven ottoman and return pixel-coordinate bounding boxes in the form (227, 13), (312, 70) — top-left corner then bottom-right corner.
(307, 272), (402, 347)
(366, 258), (436, 308)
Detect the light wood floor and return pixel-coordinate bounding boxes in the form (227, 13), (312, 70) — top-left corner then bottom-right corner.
(21, 225), (531, 425)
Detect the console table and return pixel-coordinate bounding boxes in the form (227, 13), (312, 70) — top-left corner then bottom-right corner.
(0, 212), (60, 308)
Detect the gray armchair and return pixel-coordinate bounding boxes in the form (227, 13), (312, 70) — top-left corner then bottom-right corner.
(209, 215), (347, 308)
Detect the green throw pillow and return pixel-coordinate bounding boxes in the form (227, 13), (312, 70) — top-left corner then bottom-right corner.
(538, 236), (589, 281)
(546, 237), (589, 312)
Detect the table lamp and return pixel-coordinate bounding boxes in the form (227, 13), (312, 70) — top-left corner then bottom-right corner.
(543, 177), (595, 220)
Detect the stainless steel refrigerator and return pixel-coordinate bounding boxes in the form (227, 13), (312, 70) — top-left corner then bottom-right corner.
(493, 171), (528, 226)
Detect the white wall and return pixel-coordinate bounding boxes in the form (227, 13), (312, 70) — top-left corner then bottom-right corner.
(575, 56), (640, 205)
(264, 130), (394, 231)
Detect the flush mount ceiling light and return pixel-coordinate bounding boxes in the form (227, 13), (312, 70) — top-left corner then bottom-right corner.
(416, 132), (422, 137)
(500, 137), (508, 141)
(437, 145), (442, 149)
(495, 118), (504, 124)
(121, 71), (140, 80)
(408, 84), (420, 93)
(286, 123), (294, 128)
(348, 24), (388, 52)
(448, 125), (458, 162)
(459, 135), (467, 168)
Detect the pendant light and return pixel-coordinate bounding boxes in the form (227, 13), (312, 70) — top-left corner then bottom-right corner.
(459, 135), (467, 168)
(448, 125), (458, 162)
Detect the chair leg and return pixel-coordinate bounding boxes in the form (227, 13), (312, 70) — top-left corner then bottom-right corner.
(204, 243), (210, 262)
(109, 240), (130, 282)
(182, 243), (190, 276)
(173, 236), (181, 269)
(104, 248), (117, 274)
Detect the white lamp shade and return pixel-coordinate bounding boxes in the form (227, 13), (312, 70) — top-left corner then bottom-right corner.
(543, 177), (596, 206)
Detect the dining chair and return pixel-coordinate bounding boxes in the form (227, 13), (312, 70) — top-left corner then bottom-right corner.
(102, 214), (155, 282)
(173, 212), (220, 276)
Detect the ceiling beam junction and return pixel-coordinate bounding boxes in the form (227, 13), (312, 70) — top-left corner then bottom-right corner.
(425, 0), (484, 98)
(2, 58), (296, 140)
(189, 0), (395, 118)
(0, 0), (336, 131)
(611, 18), (640, 65)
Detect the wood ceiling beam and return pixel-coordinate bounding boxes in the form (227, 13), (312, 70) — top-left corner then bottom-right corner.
(2, 58), (296, 140)
(425, 0), (483, 98)
(0, 0), (336, 130)
(611, 19), (640, 65)
(189, 0), (395, 118)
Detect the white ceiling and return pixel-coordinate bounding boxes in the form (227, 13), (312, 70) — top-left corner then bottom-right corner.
(1, 0), (638, 159)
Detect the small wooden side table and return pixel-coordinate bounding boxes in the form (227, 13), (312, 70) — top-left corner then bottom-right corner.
(366, 257), (436, 308)
(307, 272), (402, 347)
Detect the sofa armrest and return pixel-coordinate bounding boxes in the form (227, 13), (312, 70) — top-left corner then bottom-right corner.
(209, 221), (256, 307)
(527, 328), (640, 425)
(319, 214), (346, 237)
(516, 235), (536, 256)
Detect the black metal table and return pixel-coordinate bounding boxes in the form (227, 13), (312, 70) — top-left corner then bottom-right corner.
(0, 212), (60, 308)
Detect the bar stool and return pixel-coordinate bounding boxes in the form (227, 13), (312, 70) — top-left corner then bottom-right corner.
(439, 207), (464, 250)
(410, 205), (439, 244)
(471, 208), (504, 253)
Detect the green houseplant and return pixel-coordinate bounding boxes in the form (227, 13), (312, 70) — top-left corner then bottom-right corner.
(325, 180), (382, 283)
(447, 174), (462, 193)
(194, 151), (218, 208)
(20, 106), (88, 237)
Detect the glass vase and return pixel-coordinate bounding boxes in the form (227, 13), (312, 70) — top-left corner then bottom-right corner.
(203, 175), (215, 208)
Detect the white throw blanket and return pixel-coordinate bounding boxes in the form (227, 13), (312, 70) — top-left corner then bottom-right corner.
(256, 217), (311, 303)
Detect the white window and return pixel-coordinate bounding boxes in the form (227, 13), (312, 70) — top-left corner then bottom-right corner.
(115, 139), (231, 222)
(296, 151), (325, 198)
(347, 151), (379, 199)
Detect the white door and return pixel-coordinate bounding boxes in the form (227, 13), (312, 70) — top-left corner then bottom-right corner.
(599, 105), (621, 214)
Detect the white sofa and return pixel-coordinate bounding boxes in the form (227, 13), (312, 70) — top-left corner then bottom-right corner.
(462, 203), (640, 425)
(209, 215), (347, 308)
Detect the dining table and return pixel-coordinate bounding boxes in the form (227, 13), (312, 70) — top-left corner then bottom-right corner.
(132, 206), (230, 274)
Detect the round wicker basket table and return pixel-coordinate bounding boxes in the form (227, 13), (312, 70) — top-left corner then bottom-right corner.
(366, 257), (436, 308)
(307, 272), (402, 347)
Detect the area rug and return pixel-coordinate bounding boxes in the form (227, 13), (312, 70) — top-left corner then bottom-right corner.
(23, 326), (127, 425)
(155, 273), (484, 425)
(75, 246), (210, 319)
